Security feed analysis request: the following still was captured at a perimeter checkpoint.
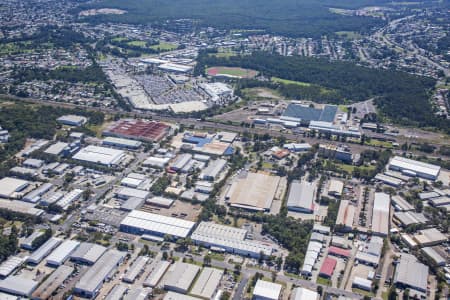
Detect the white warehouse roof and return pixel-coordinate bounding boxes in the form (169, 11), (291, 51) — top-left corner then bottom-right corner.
(190, 267), (223, 299)
(0, 275), (38, 297)
(287, 180), (316, 213)
(291, 287), (319, 300)
(46, 240), (80, 267)
(0, 177), (29, 198)
(164, 262), (201, 294)
(372, 193), (390, 236)
(28, 237), (62, 264)
(70, 242), (106, 265)
(253, 280), (282, 300)
(72, 145), (125, 166)
(120, 210), (195, 238)
(389, 156), (440, 179)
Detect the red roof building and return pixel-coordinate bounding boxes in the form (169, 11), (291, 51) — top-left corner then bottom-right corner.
(319, 257), (337, 278)
(103, 119), (170, 142)
(328, 246), (350, 258)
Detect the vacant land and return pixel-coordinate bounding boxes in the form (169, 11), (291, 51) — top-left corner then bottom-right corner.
(206, 66), (258, 79)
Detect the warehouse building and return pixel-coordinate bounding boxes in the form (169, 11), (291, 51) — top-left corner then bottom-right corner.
(74, 250), (125, 298)
(0, 199), (43, 217)
(123, 256), (149, 283)
(22, 183), (53, 203)
(103, 119), (170, 142)
(393, 211), (428, 227)
(121, 197), (145, 211)
(291, 287), (319, 300)
(144, 260), (171, 288)
(44, 142), (69, 156)
(57, 189), (83, 210)
(32, 265), (74, 300)
(374, 174), (403, 187)
(0, 275), (38, 297)
(73, 145), (126, 166)
(146, 196), (174, 208)
(200, 159), (227, 181)
(23, 158), (44, 169)
(57, 115), (87, 126)
(336, 200), (355, 232)
(352, 277), (372, 291)
(319, 257), (337, 278)
(143, 156), (170, 168)
(372, 193), (390, 236)
(328, 180), (344, 197)
(164, 262), (201, 294)
(313, 224), (331, 235)
(120, 210), (195, 239)
(388, 156), (441, 180)
(170, 153), (193, 172)
(253, 280), (282, 300)
(391, 195), (415, 212)
(0, 256), (24, 278)
(103, 137), (142, 149)
(190, 267), (224, 299)
(394, 254), (428, 293)
(0, 177), (29, 199)
(70, 242), (107, 265)
(123, 288), (148, 300)
(27, 237), (62, 265)
(20, 231), (44, 250)
(283, 143), (311, 152)
(301, 240), (323, 276)
(104, 284), (128, 300)
(282, 104), (337, 124)
(413, 228), (448, 247)
(46, 239), (80, 267)
(191, 222), (273, 258)
(286, 181), (316, 213)
(422, 247), (446, 266)
(226, 172), (280, 212)
(116, 187), (149, 200)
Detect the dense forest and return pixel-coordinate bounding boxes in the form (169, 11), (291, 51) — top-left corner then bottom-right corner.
(12, 65), (108, 84)
(196, 52), (448, 131)
(77, 0), (387, 38)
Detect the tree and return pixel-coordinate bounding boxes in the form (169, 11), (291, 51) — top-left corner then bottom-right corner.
(234, 263), (241, 275)
(271, 271), (277, 282)
(162, 251), (169, 260)
(203, 254), (212, 266)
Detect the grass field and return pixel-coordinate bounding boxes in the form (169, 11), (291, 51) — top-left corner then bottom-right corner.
(206, 66), (258, 79)
(127, 40), (146, 47)
(272, 77), (311, 87)
(317, 276), (331, 286)
(149, 42), (178, 51)
(338, 105), (349, 113)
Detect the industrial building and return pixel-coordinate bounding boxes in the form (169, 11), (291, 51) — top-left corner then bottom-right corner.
(422, 247), (446, 266)
(393, 211), (428, 227)
(291, 287), (319, 300)
(46, 239), (80, 267)
(116, 187), (149, 200)
(74, 249), (125, 298)
(103, 136), (142, 149)
(70, 242), (107, 265)
(0, 199), (43, 217)
(0, 177), (29, 198)
(169, 153), (193, 172)
(144, 260), (171, 288)
(388, 156), (441, 180)
(164, 262), (201, 294)
(0, 275), (38, 297)
(32, 265), (74, 300)
(200, 82), (233, 102)
(413, 228), (448, 247)
(57, 115), (88, 126)
(319, 257), (337, 278)
(104, 284), (128, 300)
(123, 256), (149, 283)
(44, 142), (69, 156)
(143, 156), (170, 168)
(191, 222), (273, 257)
(352, 277), (372, 291)
(120, 210), (196, 238)
(372, 193), (390, 236)
(252, 279), (282, 300)
(328, 246), (350, 258)
(200, 159), (227, 181)
(123, 288), (149, 300)
(72, 145), (126, 166)
(0, 256), (24, 278)
(391, 195), (415, 211)
(57, 189), (83, 210)
(146, 196), (174, 208)
(190, 267), (224, 299)
(103, 119), (170, 142)
(301, 240), (323, 276)
(282, 103), (337, 124)
(328, 180), (344, 197)
(121, 197), (145, 211)
(286, 180), (316, 213)
(283, 143), (311, 152)
(336, 200), (355, 231)
(226, 172), (280, 212)
(22, 183), (53, 203)
(318, 144), (353, 163)
(27, 237), (62, 265)
(313, 224), (331, 235)
(394, 254), (429, 293)
(374, 173), (403, 187)
(23, 158), (44, 169)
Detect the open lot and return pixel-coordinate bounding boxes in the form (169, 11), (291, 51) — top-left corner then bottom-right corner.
(206, 66), (258, 78)
(140, 200), (201, 222)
